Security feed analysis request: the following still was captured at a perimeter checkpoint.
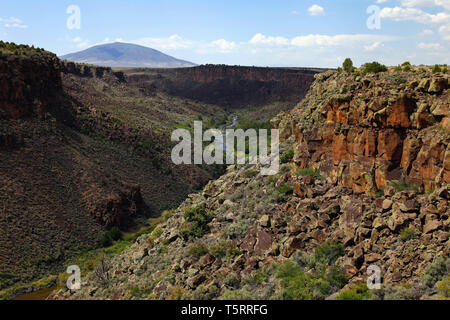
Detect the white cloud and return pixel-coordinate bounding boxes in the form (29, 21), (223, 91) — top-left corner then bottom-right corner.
(439, 23), (450, 39)
(364, 42), (383, 51)
(249, 33), (290, 46)
(417, 41), (443, 49)
(380, 6), (450, 24)
(131, 34), (194, 50)
(419, 28), (435, 35)
(0, 17), (28, 28)
(308, 5), (325, 16)
(250, 33), (397, 48)
(376, 0), (390, 3)
(401, 0), (450, 10)
(210, 39), (236, 53)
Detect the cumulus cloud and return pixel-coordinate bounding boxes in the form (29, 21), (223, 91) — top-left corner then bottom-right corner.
(401, 0), (450, 10)
(209, 39), (236, 53)
(308, 5), (325, 16)
(380, 6), (450, 24)
(250, 33), (396, 47)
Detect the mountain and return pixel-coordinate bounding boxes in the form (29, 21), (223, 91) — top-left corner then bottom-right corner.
(60, 42), (196, 68)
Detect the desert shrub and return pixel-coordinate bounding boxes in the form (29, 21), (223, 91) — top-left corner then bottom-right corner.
(225, 221), (249, 239)
(188, 243), (209, 258)
(224, 273), (241, 289)
(276, 254), (348, 300)
(402, 61), (412, 72)
(336, 283), (371, 300)
(100, 233), (113, 247)
(166, 285), (187, 300)
(180, 204), (214, 240)
(209, 241), (241, 259)
(362, 61), (388, 75)
(432, 64), (442, 73)
(295, 168), (324, 179)
(421, 256), (449, 289)
(280, 149), (294, 164)
(400, 228), (416, 242)
(229, 188), (244, 201)
(343, 58), (354, 72)
(130, 286), (142, 298)
(277, 182), (293, 195)
(391, 177), (418, 193)
(437, 276), (450, 299)
(243, 169), (258, 179)
(314, 242), (345, 265)
(243, 270), (269, 285)
(108, 227), (122, 241)
(370, 283), (423, 300)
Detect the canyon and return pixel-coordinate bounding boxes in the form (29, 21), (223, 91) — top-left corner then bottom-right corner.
(0, 43), (320, 297)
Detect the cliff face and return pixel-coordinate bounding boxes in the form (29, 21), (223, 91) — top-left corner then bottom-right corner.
(124, 65), (324, 109)
(275, 69), (449, 195)
(0, 50), (61, 120)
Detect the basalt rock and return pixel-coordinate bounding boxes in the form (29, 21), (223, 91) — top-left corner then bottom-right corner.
(275, 68), (449, 195)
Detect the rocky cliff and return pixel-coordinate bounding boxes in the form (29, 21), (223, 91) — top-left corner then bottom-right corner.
(275, 69), (449, 195)
(124, 65), (324, 109)
(52, 66), (449, 301)
(0, 47), (61, 120)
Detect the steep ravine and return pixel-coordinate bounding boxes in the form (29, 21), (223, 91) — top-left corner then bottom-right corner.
(51, 66), (449, 301)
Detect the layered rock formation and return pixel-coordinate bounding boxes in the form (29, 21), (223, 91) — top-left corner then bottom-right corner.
(274, 69), (449, 195)
(124, 65), (325, 109)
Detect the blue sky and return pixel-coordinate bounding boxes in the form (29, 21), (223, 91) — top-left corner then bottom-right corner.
(0, 0), (449, 67)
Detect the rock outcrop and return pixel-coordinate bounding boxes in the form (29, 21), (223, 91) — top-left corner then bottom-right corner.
(0, 48), (61, 120)
(274, 69), (449, 195)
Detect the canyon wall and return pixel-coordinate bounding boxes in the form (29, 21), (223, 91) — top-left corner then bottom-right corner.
(275, 69), (449, 195)
(0, 50), (61, 120)
(124, 65), (325, 108)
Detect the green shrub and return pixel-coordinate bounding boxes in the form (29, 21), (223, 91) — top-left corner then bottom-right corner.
(336, 283), (371, 300)
(108, 227), (122, 241)
(432, 64), (442, 73)
(314, 242), (345, 265)
(295, 168), (324, 179)
(343, 58), (354, 72)
(180, 204), (214, 240)
(100, 227), (122, 247)
(243, 169), (258, 179)
(225, 221), (249, 239)
(224, 273), (241, 289)
(421, 256), (449, 289)
(277, 182), (293, 195)
(100, 233), (113, 247)
(188, 243), (209, 258)
(437, 276), (450, 299)
(362, 61), (388, 75)
(280, 149), (295, 164)
(391, 177), (418, 193)
(400, 228), (416, 242)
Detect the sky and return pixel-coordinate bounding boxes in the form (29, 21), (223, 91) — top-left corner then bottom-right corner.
(0, 0), (449, 67)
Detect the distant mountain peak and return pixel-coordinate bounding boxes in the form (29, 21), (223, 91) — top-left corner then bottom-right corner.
(61, 42), (196, 68)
